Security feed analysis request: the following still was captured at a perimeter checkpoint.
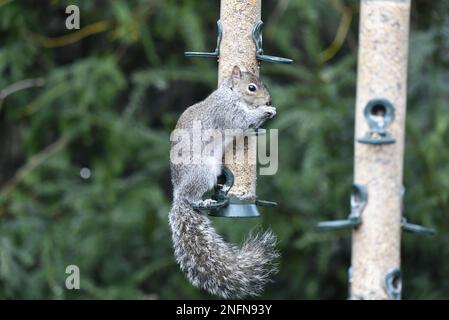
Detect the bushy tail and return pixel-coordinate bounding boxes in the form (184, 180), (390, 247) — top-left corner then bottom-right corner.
(169, 201), (279, 299)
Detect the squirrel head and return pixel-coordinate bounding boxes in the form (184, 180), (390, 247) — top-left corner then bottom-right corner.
(230, 66), (272, 108)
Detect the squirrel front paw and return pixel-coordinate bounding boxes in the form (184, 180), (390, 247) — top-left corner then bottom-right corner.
(248, 106), (277, 129)
(262, 106), (277, 119)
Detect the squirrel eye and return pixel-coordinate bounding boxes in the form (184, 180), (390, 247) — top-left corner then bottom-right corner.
(248, 84), (257, 92)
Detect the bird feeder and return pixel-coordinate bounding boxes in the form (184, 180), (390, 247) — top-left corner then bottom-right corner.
(317, 0), (434, 300)
(185, 0), (291, 217)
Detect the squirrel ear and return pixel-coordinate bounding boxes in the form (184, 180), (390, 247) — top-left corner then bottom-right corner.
(231, 66), (242, 86)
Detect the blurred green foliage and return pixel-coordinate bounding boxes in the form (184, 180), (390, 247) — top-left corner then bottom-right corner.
(0, 0), (448, 299)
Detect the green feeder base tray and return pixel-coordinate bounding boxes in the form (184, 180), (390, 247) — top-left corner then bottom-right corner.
(209, 202), (260, 218)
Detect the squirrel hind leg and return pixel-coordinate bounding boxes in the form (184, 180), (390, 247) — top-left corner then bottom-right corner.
(174, 164), (217, 205)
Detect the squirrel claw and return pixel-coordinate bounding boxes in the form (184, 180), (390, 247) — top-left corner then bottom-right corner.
(191, 198), (228, 210)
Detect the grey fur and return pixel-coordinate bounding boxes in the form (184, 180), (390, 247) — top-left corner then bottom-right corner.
(169, 66), (279, 299)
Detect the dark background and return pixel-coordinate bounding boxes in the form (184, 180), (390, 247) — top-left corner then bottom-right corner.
(0, 0), (448, 299)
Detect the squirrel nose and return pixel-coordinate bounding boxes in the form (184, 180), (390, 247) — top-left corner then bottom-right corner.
(266, 99), (272, 106)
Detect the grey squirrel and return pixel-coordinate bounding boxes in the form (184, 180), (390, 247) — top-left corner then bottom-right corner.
(169, 66), (279, 299)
